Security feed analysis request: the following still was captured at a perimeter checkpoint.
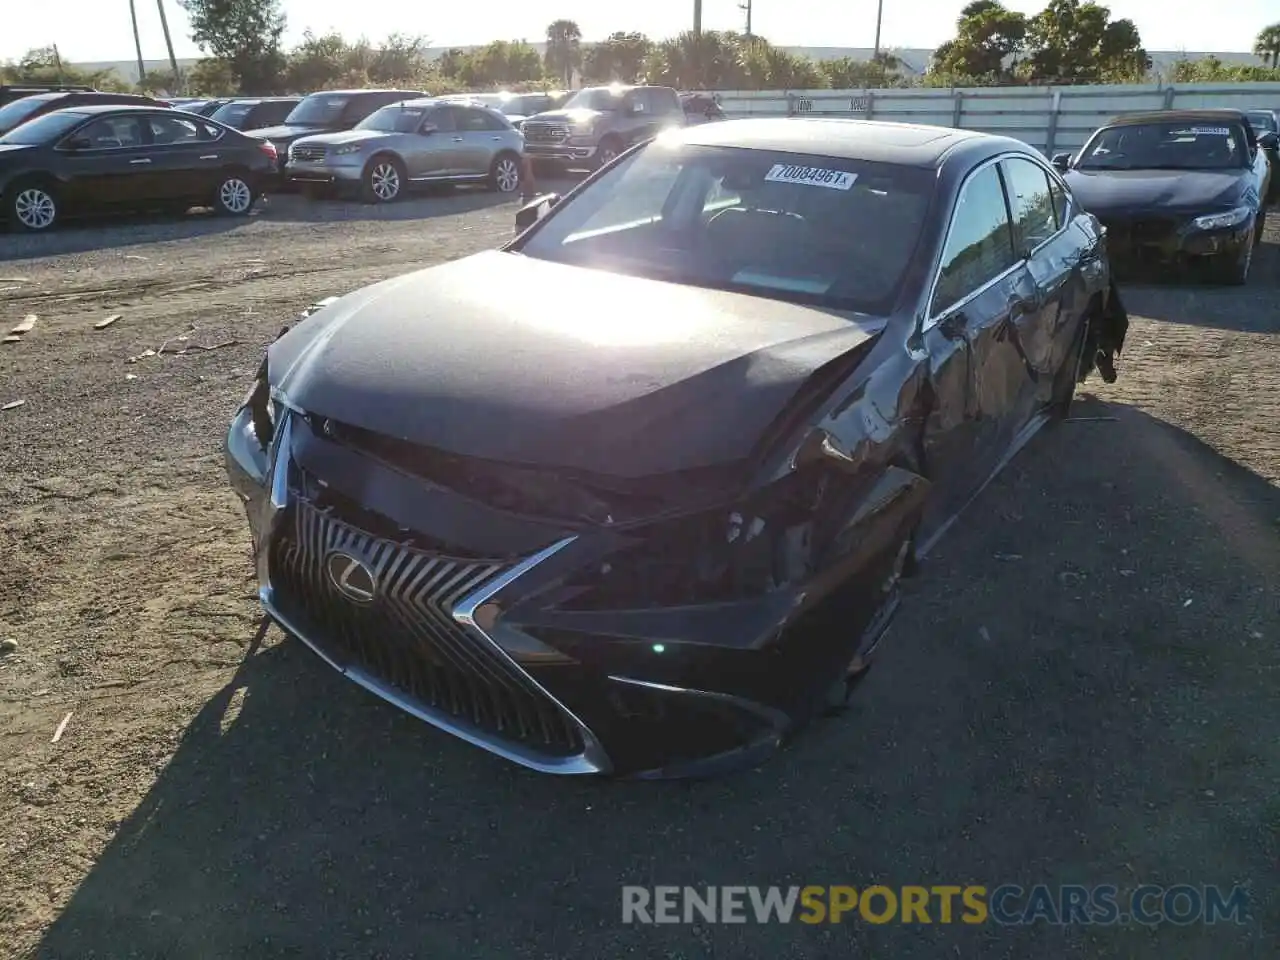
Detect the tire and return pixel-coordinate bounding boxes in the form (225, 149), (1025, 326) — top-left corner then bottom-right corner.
(489, 152), (522, 194)
(1216, 231), (1253, 286)
(362, 155), (404, 204)
(213, 171), (254, 216)
(7, 180), (59, 232)
(594, 136), (623, 170)
(1049, 312), (1091, 419)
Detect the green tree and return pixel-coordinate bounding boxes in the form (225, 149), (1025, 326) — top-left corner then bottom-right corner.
(822, 55), (904, 89)
(456, 41), (544, 87)
(1254, 23), (1280, 68)
(180, 0), (286, 93)
(185, 57), (237, 95)
(1, 46), (128, 89)
(544, 19), (582, 85)
(368, 33), (428, 84)
(1021, 0), (1150, 82)
(582, 32), (653, 83)
(930, 1), (1028, 81)
(284, 30), (354, 92)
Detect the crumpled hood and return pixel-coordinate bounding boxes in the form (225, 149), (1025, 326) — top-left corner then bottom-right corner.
(525, 108), (605, 125)
(270, 251), (884, 478)
(289, 129), (387, 148)
(242, 123), (328, 143)
(1065, 168), (1249, 215)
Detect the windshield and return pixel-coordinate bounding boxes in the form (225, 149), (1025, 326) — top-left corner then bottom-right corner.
(0, 110), (88, 145)
(1246, 111), (1277, 134)
(562, 88), (624, 112)
(356, 103), (426, 132)
(284, 94), (351, 126)
(1077, 121), (1249, 171)
(516, 141), (934, 314)
(0, 95), (56, 132)
(211, 102), (254, 127)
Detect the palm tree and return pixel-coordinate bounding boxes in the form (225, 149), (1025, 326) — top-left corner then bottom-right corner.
(1255, 23), (1280, 68)
(156, 0), (182, 90)
(129, 0), (147, 85)
(545, 19), (582, 86)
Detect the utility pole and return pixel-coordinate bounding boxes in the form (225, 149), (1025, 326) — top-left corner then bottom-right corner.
(694, 0), (703, 37)
(872, 0), (885, 62)
(51, 43), (64, 80)
(156, 0), (181, 91)
(739, 0), (753, 37)
(129, 0), (147, 86)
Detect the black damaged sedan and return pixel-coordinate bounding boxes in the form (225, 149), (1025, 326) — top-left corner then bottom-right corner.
(226, 118), (1128, 778)
(1053, 109), (1276, 284)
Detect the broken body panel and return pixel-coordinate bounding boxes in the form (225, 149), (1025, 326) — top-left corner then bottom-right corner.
(225, 124), (1127, 778)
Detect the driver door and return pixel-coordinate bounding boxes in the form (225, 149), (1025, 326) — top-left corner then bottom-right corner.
(56, 114), (153, 208)
(405, 106), (459, 178)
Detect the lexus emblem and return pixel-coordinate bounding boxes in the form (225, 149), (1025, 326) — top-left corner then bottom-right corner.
(325, 551), (376, 604)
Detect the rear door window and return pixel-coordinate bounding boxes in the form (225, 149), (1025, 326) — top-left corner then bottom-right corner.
(1000, 157), (1060, 255)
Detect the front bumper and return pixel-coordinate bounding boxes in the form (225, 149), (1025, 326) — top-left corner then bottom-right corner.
(226, 405), (914, 778)
(523, 140), (599, 163)
(1099, 214), (1252, 272)
(284, 158), (366, 185)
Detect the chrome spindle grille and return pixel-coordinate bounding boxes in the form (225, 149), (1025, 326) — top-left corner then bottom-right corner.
(290, 144), (327, 162)
(270, 499), (583, 756)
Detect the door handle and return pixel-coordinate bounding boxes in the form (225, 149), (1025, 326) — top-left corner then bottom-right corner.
(199, 154), (218, 160)
(491, 136), (502, 141)
(452, 137), (464, 142)
(130, 158), (152, 165)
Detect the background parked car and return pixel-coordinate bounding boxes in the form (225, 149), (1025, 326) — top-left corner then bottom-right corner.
(440, 91), (570, 129)
(0, 82), (94, 108)
(0, 105), (277, 232)
(521, 84), (686, 173)
(209, 97), (302, 131)
(0, 90), (169, 136)
(177, 98), (235, 118)
(286, 98), (525, 202)
(243, 88), (427, 183)
(1054, 109), (1276, 284)
(680, 92), (727, 124)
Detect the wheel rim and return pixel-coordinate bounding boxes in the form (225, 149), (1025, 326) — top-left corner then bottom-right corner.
(599, 146), (618, 165)
(495, 158), (520, 193)
(219, 178), (252, 213)
(14, 188), (56, 230)
(371, 163), (400, 201)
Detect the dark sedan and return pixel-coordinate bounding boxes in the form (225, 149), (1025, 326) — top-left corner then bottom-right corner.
(0, 90), (168, 136)
(0, 105), (278, 231)
(1054, 109), (1276, 284)
(209, 97), (302, 131)
(225, 118), (1128, 778)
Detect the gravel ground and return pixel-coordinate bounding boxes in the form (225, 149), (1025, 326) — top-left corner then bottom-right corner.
(1, 191), (1278, 959)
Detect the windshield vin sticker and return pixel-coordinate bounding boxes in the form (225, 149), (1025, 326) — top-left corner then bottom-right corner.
(764, 164), (857, 190)
(1187, 126), (1230, 135)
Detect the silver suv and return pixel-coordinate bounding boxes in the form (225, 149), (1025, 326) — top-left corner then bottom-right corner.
(286, 98), (526, 203)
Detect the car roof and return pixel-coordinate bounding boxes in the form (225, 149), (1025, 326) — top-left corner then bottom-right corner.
(301, 88), (423, 97)
(676, 117), (1003, 168)
(1104, 108), (1247, 127)
(45, 103), (180, 117)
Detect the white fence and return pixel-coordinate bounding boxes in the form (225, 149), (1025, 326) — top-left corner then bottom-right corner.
(712, 82), (1280, 156)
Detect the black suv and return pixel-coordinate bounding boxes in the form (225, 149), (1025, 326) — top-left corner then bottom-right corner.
(209, 97), (302, 131)
(521, 84), (685, 173)
(0, 90), (167, 136)
(242, 88), (427, 180)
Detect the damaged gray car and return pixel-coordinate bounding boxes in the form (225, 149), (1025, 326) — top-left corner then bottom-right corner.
(225, 118), (1128, 779)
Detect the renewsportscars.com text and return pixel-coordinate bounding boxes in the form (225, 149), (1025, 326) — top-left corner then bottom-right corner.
(621, 884), (1249, 926)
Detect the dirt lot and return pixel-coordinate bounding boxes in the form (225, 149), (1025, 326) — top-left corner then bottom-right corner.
(1, 192), (1278, 960)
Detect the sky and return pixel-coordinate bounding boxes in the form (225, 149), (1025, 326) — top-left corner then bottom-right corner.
(2, 0), (1274, 64)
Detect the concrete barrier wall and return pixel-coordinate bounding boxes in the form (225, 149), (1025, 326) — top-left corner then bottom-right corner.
(709, 82), (1280, 156)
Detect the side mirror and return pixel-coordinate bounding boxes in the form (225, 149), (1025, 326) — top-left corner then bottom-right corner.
(1258, 131), (1279, 150)
(515, 192), (561, 232)
(418, 123), (438, 135)
(64, 137), (92, 151)
(1051, 153), (1072, 171)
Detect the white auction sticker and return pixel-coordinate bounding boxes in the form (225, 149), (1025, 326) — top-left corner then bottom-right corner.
(764, 164), (857, 190)
(1187, 126), (1230, 135)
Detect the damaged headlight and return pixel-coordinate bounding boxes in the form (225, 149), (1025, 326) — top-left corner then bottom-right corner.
(1192, 205), (1252, 231)
(243, 356), (276, 450)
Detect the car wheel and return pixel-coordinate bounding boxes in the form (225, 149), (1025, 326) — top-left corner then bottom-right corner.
(1217, 231), (1253, 286)
(490, 153), (521, 194)
(214, 173), (254, 216)
(1049, 312), (1092, 418)
(362, 156), (404, 204)
(595, 137), (622, 170)
(8, 182), (59, 232)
